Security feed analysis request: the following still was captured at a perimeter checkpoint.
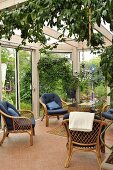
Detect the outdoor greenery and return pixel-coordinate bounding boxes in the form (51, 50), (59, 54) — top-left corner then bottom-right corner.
(38, 53), (107, 103)
(1, 48), (32, 109)
(100, 45), (113, 106)
(1, 47), (107, 107)
(1, 48), (15, 103)
(38, 53), (79, 101)
(19, 50), (31, 105)
(79, 56), (106, 102)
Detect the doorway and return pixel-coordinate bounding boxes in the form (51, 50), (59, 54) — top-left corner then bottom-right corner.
(0, 47), (32, 110)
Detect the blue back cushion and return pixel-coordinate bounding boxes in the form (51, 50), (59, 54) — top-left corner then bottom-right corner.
(41, 93), (62, 108)
(0, 104), (9, 115)
(2, 101), (20, 116)
(46, 101), (61, 110)
(109, 109), (113, 113)
(0, 101), (20, 130)
(0, 103), (13, 129)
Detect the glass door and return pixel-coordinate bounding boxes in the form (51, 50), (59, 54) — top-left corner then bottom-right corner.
(0, 47), (32, 109)
(19, 50), (32, 110)
(1, 47), (16, 104)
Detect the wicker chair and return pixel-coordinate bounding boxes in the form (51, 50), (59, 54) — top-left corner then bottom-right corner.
(40, 93), (69, 127)
(62, 119), (107, 168)
(0, 101), (35, 146)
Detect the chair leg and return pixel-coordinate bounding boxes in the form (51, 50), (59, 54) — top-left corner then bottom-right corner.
(6, 132), (9, 137)
(57, 115), (60, 120)
(46, 115), (49, 127)
(96, 145), (102, 166)
(32, 128), (35, 136)
(29, 132), (33, 146)
(65, 142), (73, 168)
(100, 127), (105, 153)
(41, 114), (45, 121)
(0, 126), (7, 145)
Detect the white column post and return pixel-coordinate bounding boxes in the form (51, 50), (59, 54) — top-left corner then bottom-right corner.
(32, 46), (40, 119)
(107, 86), (110, 105)
(0, 45), (2, 101)
(72, 47), (80, 103)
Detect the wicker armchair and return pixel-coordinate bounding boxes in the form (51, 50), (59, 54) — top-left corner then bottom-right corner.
(62, 119), (107, 168)
(40, 93), (69, 127)
(0, 101), (35, 146)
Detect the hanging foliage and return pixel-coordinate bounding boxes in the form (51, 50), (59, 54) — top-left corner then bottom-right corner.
(100, 45), (113, 89)
(100, 45), (113, 106)
(1, 0), (112, 48)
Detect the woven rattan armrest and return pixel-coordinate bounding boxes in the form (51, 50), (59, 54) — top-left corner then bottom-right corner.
(39, 99), (48, 114)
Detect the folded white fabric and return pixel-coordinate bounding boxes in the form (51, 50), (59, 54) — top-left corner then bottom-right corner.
(69, 112), (95, 132)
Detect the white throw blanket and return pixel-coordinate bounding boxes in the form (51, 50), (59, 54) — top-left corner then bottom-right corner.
(69, 112), (95, 132)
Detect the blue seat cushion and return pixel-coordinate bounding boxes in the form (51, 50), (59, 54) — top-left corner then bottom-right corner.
(46, 101), (61, 110)
(48, 108), (68, 115)
(102, 111), (113, 120)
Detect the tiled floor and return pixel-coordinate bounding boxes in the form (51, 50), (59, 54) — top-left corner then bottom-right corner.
(0, 118), (113, 170)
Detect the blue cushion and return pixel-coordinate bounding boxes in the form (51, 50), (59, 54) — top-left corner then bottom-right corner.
(102, 111), (113, 120)
(109, 109), (113, 113)
(8, 107), (19, 117)
(41, 93), (62, 107)
(46, 101), (61, 110)
(63, 113), (69, 120)
(48, 108), (68, 115)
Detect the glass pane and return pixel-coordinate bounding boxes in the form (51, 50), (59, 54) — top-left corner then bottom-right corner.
(1, 47), (16, 104)
(19, 50), (32, 110)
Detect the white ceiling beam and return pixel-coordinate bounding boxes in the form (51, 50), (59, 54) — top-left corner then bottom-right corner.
(0, 35), (40, 49)
(94, 24), (112, 43)
(0, 0), (26, 10)
(43, 26), (79, 48)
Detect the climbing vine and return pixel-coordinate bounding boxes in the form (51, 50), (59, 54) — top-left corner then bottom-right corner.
(38, 55), (79, 99)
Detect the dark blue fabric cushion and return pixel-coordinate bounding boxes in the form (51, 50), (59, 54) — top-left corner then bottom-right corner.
(0, 104), (13, 130)
(63, 113), (69, 120)
(102, 111), (113, 120)
(46, 101), (61, 110)
(48, 108), (68, 115)
(0, 101), (35, 130)
(0, 101), (20, 116)
(8, 107), (19, 117)
(0, 103), (9, 115)
(109, 109), (113, 113)
(41, 93), (62, 108)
